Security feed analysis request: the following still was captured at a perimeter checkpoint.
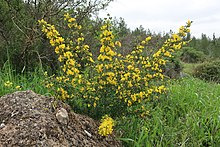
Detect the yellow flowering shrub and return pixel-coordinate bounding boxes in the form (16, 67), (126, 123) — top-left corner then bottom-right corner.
(39, 14), (191, 119)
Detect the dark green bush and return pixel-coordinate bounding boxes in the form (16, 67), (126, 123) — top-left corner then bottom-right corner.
(180, 47), (206, 63)
(193, 60), (220, 83)
(163, 58), (183, 79)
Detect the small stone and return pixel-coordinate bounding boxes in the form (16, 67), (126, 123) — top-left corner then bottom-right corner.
(0, 123), (5, 129)
(84, 130), (92, 137)
(56, 108), (69, 125)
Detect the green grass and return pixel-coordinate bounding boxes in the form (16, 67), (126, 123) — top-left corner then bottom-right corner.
(117, 77), (220, 146)
(0, 66), (52, 96)
(1, 67), (220, 146)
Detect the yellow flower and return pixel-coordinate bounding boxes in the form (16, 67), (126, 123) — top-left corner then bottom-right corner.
(107, 50), (116, 56)
(96, 64), (103, 73)
(115, 41), (121, 47)
(83, 45), (89, 50)
(77, 37), (84, 43)
(59, 44), (65, 50)
(127, 65), (134, 70)
(55, 47), (60, 54)
(127, 81), (133, 88)
(4, 81), (13, 87)
(164, 51), (171, 57)
(147, 89), (153, 94)
(158, 85), (166, 93)
(100, 46), (105, 53)
(93, 102), (97, 107)
(57, 87), (70, 100)
(64, 51), (73, 59)
(153, 51), (161, 58)
(56, 76), (64, 82)
(186, 28), (190, 33)
(58, 55), (63, 62)
(106, 72), (115, 77)
(68, 23), (73, 28)
(187, 20), (192, 27)
(64, 13), (70, 19)
(68, 18), (76, 23)
(66, 45), (70, 50)
(146, 36), (151, 41)
(56, 37), (65, 44)
(66, 69), (74, 75)
(127, 100), (132, 106)
(178, 26), (186, 36)
(46, 31), (53, 38)
(98, 115), (114, 136)
(38, 19), (47, 24)
(45, 83), (53, 88)
(15, 85), (21, 90)
(50, 39), (56, 46)
(101, 25), (108, 30)
(141, 40), (146, 45)
(77, 25), (82, 30)
(131, 94), (137, 102)
(172, 34), (181, 41)
(89, 57), (94, 63)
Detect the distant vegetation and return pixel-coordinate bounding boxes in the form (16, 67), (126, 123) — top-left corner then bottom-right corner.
(1, 0), (220, 146)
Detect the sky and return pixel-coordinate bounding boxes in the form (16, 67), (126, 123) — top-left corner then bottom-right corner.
(98, 0), (220, 38)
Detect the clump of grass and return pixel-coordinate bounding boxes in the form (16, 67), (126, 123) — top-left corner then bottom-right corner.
(0, 64), (52, 97)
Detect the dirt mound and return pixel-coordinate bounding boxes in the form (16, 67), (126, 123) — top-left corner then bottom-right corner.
(0, 90), (121, 147)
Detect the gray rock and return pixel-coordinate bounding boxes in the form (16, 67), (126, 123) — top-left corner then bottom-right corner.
(56, 108), (69, 125)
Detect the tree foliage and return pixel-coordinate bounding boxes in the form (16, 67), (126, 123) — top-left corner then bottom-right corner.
(189, 33), (220, 58)
(0, 0), (113, 72)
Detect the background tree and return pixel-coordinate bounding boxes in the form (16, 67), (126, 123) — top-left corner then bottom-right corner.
(0, 0), (113, 72)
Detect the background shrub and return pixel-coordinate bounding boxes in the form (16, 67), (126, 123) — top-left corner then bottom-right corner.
(193, 59), (220, 83)
(163, 58), (183, 79)
(180, 47), (206, 63)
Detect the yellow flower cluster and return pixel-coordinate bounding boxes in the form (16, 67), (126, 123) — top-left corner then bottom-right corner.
(178, 20), (191, 37)
(98, 115), (115, 136)
(3, 81), (21, 91)
(39, 14), (96, 100)
(4, 81), (13, 87)
(97, 23), (117, 62)
(57, 87), (70, 100)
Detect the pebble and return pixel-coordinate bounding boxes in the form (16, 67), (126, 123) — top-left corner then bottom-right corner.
(0, 123), (5, 129)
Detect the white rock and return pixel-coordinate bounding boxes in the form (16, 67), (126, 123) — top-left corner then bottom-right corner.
(0, 123), (5, 129)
